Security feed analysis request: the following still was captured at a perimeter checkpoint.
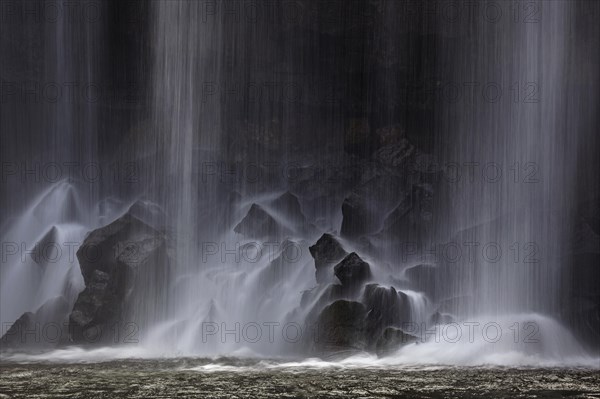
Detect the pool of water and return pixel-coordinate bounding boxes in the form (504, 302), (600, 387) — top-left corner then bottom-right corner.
(1, 358), (598, 398)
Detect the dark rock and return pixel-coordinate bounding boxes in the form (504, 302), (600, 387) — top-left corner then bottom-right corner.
(309, 234), (348, 284)
(69, 270), (119, 343)
(1, 313), (34, 348)
(340, 193), (370, 239)
(233, 204), (285, 240)
(314, 300), (367, 353)
(270, 191), (306, 225)
(362, 284), (411, 347)
(1, 296), (70, 349)
(301, 284), (345, 326)
(375, 327), (418, 356)
(334, 253), (372, 290)
(69, 212), (168, 344)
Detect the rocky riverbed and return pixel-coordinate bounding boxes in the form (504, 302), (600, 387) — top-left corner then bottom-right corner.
(0, 358), (598, 398)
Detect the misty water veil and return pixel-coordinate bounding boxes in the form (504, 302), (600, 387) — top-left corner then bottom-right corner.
(1, 0), (599, 371)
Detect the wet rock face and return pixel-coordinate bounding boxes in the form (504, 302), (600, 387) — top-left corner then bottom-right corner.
(69, 212), (168, 344)
(375, 327), (418, 356)
(333, 252), (372, 291)
(314, 300), (367, 353)
(233, 204), (285, 240)
(362, 284), (411, 347)
(309, 234), (348, 284)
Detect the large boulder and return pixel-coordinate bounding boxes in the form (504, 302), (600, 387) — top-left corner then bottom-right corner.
(68, 212), (168, 344)
(362, 284), (411, 347)
(314, 300), (367, 353)
(309, 234), (348, 284)
(233, 204), (285, 240)
(333, 252), (372, 291)
(300, 283), (345, 324)
(270, 191), (306, 225)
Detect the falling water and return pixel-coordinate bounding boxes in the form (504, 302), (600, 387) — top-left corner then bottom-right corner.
(1, 0), (598, 366)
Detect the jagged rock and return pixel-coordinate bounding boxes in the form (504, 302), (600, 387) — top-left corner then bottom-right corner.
(127, 199), (167, 231)
(340, 193), (370, 239)
(1, 296), (70, 349)
(375, 327), (418, 356)
(334, 252), (372, 290)
(309, 234), (348, 284)
(314, 300), (367, 353)
(233, 204), (284, 239)
(1, 313), (34, 348)
(270, 191), (306, 225)
(362, 284), (411, 347)
(69, 212), (168, 344)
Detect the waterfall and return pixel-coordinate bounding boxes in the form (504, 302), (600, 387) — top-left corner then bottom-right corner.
(435, 0), (578, 316)
(1, 0), (597, 365)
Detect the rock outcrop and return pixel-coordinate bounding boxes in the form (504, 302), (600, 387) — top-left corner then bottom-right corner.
(233, 204), (285, 240)
(333, 252), (372, 291)
(1, 296), (70, 349)
(309, 234), (348, 284)
(68, 212), (168, 344)
(362, 284), (411, 347)
(314, 300), (367, 353)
